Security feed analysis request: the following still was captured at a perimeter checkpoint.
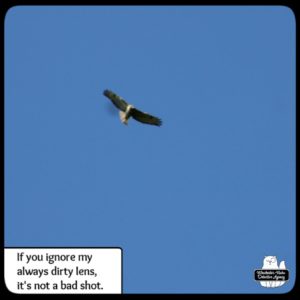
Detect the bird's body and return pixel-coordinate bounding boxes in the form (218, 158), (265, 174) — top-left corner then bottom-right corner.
(119, 104), (134, 125)
(103, 89), (162, 126)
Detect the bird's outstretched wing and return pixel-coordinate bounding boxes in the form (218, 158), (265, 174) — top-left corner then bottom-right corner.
(131, 108), (162, 126)
(103, 90), (128, 112)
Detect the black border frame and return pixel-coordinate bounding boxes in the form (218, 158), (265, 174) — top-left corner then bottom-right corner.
(2, 1), (297, 297)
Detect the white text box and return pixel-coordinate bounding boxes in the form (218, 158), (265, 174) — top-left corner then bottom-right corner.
(5, 248), (122, 294)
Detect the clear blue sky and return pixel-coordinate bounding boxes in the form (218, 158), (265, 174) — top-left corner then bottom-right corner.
(5, 6), (295, 293)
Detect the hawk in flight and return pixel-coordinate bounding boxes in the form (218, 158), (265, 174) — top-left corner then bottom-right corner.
(103, 89), (162, 126)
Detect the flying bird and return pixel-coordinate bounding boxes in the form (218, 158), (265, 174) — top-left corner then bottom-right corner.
(103, 89), (162, 126)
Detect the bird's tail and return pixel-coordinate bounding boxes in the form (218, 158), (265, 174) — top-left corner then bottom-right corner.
(119, 111), (128, 125)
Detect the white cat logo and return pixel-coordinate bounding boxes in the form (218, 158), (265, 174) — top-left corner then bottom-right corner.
(260, 256), (286, 288)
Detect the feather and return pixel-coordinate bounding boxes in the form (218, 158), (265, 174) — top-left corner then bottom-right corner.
(103, 89), (162, 126)
(103, 89), (128, 112)
(131, 108), (162, 126)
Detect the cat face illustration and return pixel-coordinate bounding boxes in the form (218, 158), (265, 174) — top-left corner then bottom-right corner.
(259, 256), (287, 287)
(263, 256), (278, 269)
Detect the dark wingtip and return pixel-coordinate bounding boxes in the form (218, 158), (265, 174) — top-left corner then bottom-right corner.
(103, 89), (110, 96)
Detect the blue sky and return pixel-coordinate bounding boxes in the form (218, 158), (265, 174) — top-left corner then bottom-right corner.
(5, 6), (295, 293)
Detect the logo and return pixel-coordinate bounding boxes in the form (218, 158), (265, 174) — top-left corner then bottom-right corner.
(254, 256), (289, 288)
